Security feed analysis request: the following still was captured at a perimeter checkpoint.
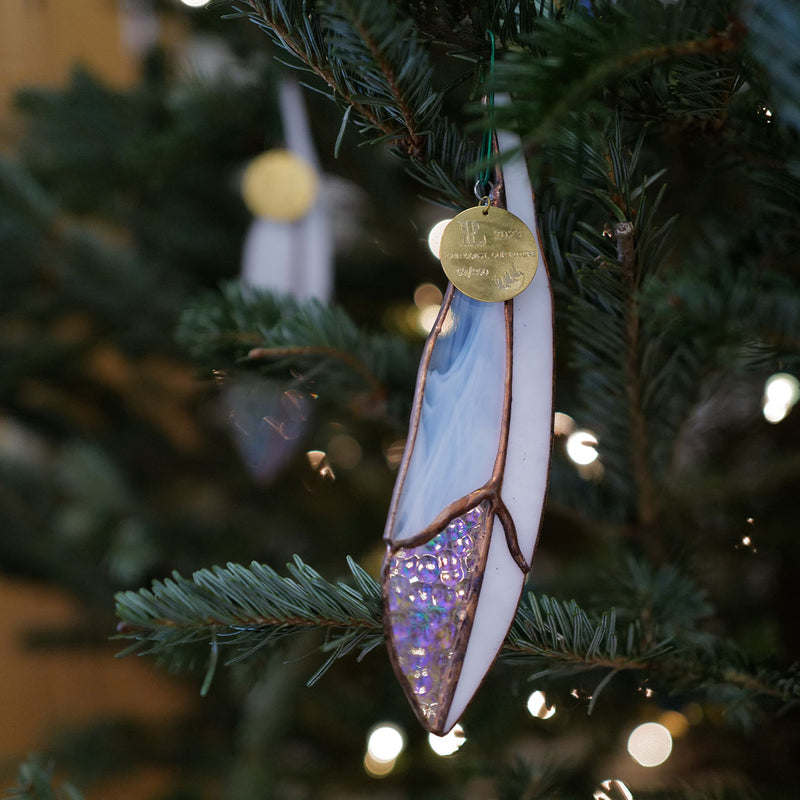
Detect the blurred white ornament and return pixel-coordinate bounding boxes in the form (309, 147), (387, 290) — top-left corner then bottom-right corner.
(240, 78), (333, 302)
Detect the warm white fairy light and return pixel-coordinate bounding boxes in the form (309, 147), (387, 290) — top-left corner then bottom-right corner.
(367, 723), (405, 762)
(593, 779), (634, 800)
(427, 219), (452, 259)
(327, 433), (362, 469)
(418, 304), (442, 334)
(414, 282), (443, 308)
(178, 0), (210, 7)
(526, 690), (556, 719)
(566, 430), (599, 465)
(364, 723), (405, 777)
(305, 450), (335, 480)
(553, 411), (576, 436)
(763, 400), (788, 423)
(658, 710), (690, 738)
(763, 372), (799, 423)
(428, 723), (466, 756)
(413, 282), (445, 334)
(627, 722), (673, 767)
(765, 373), (799, 405)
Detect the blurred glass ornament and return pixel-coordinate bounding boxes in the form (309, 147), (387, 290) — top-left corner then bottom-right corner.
(224, 378), (314, 484)
(241, 79), (333, 302)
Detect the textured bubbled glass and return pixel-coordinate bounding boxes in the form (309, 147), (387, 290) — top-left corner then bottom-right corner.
(384, 502), (491, 729)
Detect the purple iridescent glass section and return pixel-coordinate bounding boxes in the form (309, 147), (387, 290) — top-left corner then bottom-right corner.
(384, 502), (491, 728)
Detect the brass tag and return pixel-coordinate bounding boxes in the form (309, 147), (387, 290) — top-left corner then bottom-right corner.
(241, 149), (318, 222)
(439, 206), (538, 302)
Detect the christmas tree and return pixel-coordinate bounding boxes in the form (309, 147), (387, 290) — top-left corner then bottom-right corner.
(3, 0), (800, 797)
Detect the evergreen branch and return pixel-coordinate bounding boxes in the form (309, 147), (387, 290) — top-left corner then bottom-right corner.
(491, 3), (745, 151)
(217, 0), (475, 204)
(564, 119), (676, 524)
(176, 282), (420, 421)
(615, 218), (659, 530)
(226, 0), (421, 146)
(246, 345), (384, 398)
(746, 0), (800, 133)
(5, 755), (84, 800)
(115, 556), (800, 713)
(324, 0), (435, 156)
(114, 556), (384, 689)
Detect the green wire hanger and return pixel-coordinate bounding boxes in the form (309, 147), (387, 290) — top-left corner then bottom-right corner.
(476, 30), (496, 198)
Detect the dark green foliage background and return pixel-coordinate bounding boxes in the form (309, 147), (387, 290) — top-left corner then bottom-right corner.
(1, 1), (800, 798)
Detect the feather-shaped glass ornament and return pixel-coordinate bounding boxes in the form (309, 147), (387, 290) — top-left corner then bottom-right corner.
(382, 127), (554, 734)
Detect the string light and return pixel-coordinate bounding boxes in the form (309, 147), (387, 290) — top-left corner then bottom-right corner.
(553, 411), (576, 436)
(428, 723), (466, 756)
(737, 516), (758, 552)
(178, 0), (211, 7)
(566, 430), (599, 465)
(593, 779), (634, 800)
(305, 450), (335, 480)
(413, 282), (444, 334)
(627, 722), (673, 767)
(763, 372), (799, 423)
(526, 690), (556, 719)
(427, 219), (452, 259)
(383, 438), (406, 469)
(418, 305), (441, 334)
(658, 710), (690, 738)
(364, 723), (405, 778)
(327, 433), (362, 469)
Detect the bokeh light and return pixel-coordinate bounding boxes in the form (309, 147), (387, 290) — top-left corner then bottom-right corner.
(658, 710), (689, 738)
(553, 411), (576, 436)
(367, 723), (405, 761)
(592, 779), (633, 800)
(305, 450), (335, 480)
(327, 433), (362, 469)
(763, 400), (789, 424)
(427, 219), (452, 259)
(593, 779), (634, 800)
(364, 723), (405, 777)
(566, 430), (599, 465)
(413, 282), (444, 334)
(763, 372), (799, 423)
(526, 690), (556, 719)
(428, 723), (466, 756)
(418, 304), (441, 334)
(627, 721), (673, 767)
